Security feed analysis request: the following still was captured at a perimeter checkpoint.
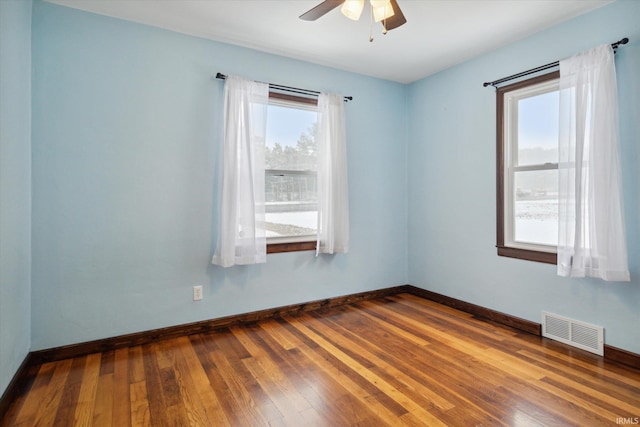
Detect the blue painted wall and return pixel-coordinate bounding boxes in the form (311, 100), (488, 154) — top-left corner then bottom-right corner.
(408, 0), (640, 353)
(0, 0), (32, 396)
(30, 1), (408, 350)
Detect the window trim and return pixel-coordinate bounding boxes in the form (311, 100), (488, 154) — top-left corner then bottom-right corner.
(496, 71), (559, 265)
(267, 241), (316, 254)
(266, 91), (318, 254)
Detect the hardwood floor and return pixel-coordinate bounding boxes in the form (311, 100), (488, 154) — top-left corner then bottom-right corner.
(3, 293), (640, 426)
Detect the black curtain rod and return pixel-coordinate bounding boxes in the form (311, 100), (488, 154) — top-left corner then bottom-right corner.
(483, 37), (629, 88)
(215, 73), (353, 102)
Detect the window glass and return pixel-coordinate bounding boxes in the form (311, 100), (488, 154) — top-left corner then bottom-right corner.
(266, 105), (318, 171)
(265, 98), (318, 242)
(514, 169), (558, 246)
(517, 91), (559, 166)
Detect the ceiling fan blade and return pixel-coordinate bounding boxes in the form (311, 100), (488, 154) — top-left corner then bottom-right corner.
(383, 0), (407, 31)
(299, 0), (345, 21)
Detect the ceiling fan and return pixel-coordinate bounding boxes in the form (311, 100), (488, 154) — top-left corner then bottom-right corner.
(300, 0), (407, 33)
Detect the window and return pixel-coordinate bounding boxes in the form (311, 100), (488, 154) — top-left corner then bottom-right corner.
(496, 72), (559, 264)
(266, 93), (319, 253)
(213, 77), (347, 267)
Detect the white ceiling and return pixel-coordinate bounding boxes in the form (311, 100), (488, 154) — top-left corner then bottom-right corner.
(44, 0), (613, 83)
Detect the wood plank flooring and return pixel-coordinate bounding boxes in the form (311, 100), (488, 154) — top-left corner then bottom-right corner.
(3, 293), (640, 426)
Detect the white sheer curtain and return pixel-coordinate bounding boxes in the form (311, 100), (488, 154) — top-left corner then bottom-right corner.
(557, 44), (630, 281)
(212, 76), (269, 267)
(316, 93), (349, 254)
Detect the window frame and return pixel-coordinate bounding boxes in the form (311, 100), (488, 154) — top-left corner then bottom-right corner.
(266, 92), (318, 254)
(496, 71), (559, 265)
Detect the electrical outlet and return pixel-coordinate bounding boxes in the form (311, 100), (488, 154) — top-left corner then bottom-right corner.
(193, 285), (203, 301)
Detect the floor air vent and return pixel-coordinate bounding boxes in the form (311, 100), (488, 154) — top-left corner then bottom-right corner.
(542, 312), (604, 356)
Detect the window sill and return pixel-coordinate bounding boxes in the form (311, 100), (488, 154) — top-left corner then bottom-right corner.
(267, 241), (316, 254)
(497, 245), (557, 265)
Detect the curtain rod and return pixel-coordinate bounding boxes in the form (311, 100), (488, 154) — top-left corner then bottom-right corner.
(483, 37), (629, 88)
(215, 73), (353, 102)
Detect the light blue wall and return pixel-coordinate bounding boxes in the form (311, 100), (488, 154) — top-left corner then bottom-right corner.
(0, 0), (32, 396)
(30, 1), (408, 350)
(408, 0), (640, 353)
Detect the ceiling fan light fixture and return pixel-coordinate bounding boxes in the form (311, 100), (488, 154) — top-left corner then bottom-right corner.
(370, 0), (394, 22)
(341, 0), (365, 20)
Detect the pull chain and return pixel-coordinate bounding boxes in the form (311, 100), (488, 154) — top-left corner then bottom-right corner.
(369, 7), (374, 42)
(369, 8), (389, 42)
